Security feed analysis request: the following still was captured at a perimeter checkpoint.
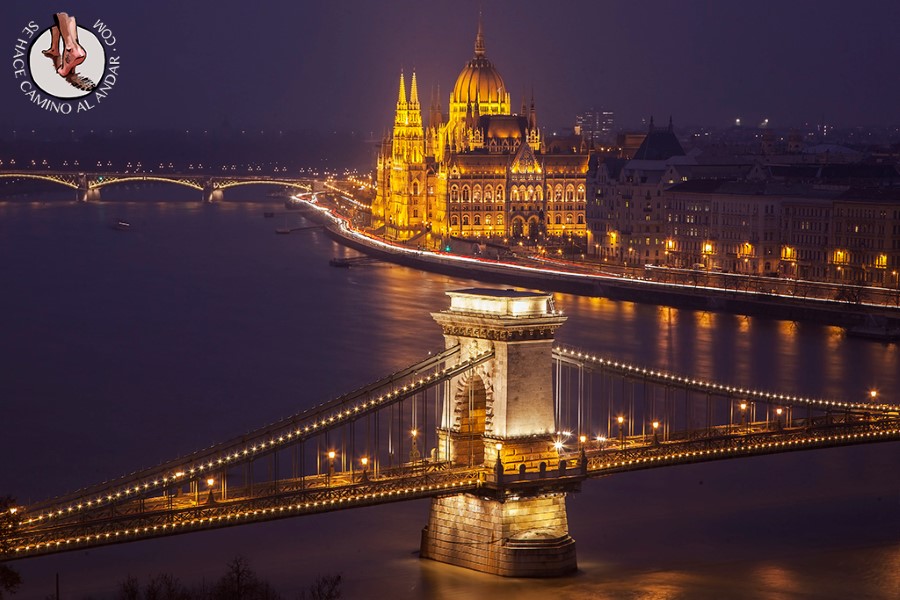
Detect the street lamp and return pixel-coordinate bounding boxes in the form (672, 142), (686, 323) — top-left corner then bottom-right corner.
(206, 477), (216, 504)
(651, 420), (660, 446)
(327, 450), (336, 485)
(617, 415), (625, 449)
(893, 271), (899, 306)
(410, 429), (420, 462)
(775, 407), (783, 430)
(740, 402), (748, 430)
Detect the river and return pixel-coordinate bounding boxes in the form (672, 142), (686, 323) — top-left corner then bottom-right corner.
(1, 191), (897, 599)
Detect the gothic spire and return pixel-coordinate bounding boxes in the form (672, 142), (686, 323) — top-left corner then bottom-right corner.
(397, 71), (407, 106)
(528, 90), (537, 129)
(429, 84), (443, 129)
(474, 9), (485, 57)
(410, 71), (419, 106)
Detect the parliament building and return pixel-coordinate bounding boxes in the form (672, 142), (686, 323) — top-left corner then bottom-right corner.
(372, 19), (590, 243)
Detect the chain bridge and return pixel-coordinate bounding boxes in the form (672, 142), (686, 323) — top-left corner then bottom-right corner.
(0, 170), (314, 201)
(2, 289), (898, 577)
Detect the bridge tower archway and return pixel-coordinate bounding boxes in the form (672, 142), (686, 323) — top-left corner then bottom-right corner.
(452, 371), (491, 466)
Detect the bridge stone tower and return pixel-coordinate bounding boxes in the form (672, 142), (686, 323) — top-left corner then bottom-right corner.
(421, 288), (577, 577)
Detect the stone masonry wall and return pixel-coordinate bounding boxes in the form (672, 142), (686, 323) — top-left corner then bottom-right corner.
(421, 492), (577, 577)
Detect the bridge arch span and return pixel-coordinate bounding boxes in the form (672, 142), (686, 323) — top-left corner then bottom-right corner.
(212, 180), (312, 192)
(90, 176), (204, 191)
(0, 172), (79, 190)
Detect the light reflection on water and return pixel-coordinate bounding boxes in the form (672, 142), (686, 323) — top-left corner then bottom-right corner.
(1, 200), (897, 599)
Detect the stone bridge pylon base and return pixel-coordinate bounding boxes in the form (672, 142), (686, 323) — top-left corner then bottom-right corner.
(420, 492), (577, 577)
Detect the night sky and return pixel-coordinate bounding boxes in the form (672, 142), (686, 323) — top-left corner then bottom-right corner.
(3, 1), (900, 133)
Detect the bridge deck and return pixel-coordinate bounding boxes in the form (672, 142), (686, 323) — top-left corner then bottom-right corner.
(5, 412), (898, 561)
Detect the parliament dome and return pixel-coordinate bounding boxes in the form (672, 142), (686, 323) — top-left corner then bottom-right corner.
(451, 56), (506, 106)
(448, 18), (510, 122)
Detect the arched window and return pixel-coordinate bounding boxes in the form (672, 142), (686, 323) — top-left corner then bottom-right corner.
(473, 185), (482, 201)
(485, 214), (492, 226)
(577, 214), (584, 224)
(462, 214), (469, 225)
(565, 185), (575, 201)
(576, 185), (585, 201)
(566, 214), (573, 225)
(485, 188), (493, 201)
(496, 215), (503, 226)
(497, 186), (504, 201)
(555, 215), (562, 225)
(511, 188), (519, 201)
(412, 181), (419, 196)
(474, 215), (481, 226)
(536, 187), (543, 201)
(450, 186), (459, 202)
(526, 186), (534, 201)
(554, 185), (563, 200)
(451, 215), (459, 226)
(462, 186), (470, 202)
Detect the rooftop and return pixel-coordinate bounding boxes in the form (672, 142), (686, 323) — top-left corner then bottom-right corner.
(446, 288), (555, 318)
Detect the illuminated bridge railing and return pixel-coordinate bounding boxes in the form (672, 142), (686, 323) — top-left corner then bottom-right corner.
(549, 346), (900, 474)
(5, 344), (898, 561)
(4, 346), (495, 559)
(6, 467), (484, 559)
(0, 171), (316, 194)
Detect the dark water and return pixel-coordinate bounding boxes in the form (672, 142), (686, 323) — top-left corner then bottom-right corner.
(1, 196), (898, 599)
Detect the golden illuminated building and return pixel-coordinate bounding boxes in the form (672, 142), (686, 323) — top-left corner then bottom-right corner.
(373, 17), (589, 242)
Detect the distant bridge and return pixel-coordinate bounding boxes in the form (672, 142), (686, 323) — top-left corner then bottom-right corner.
(2, 289), (898, 577)
(0, 170), (315, 202)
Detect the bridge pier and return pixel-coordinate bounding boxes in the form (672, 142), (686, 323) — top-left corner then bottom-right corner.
(77, 175), (101, 202)
(203, 184), (224, 203)
(421, 289), (577, 577)
(421, 492), (575, 577)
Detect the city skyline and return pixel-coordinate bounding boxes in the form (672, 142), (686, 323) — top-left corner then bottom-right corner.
(3, 0), (900, 134)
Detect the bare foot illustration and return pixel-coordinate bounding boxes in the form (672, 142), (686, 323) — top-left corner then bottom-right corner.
(54, 13), (86, 78)
(42, 25), (61, 58)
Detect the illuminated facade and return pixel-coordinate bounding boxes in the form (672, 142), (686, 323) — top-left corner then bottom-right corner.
(373, 19), (590, 242)
(662, 182), (900, 283)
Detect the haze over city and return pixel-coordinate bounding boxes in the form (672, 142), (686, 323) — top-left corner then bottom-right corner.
(4, 0), (900, 133)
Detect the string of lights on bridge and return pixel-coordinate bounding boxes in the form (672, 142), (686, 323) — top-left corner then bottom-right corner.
(553, 347), (896, 413)
(587, 428), (900, 473)
(13, 425), (899, 558)
(19, 350), (494, 527)
(10, 479), (480, 557)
